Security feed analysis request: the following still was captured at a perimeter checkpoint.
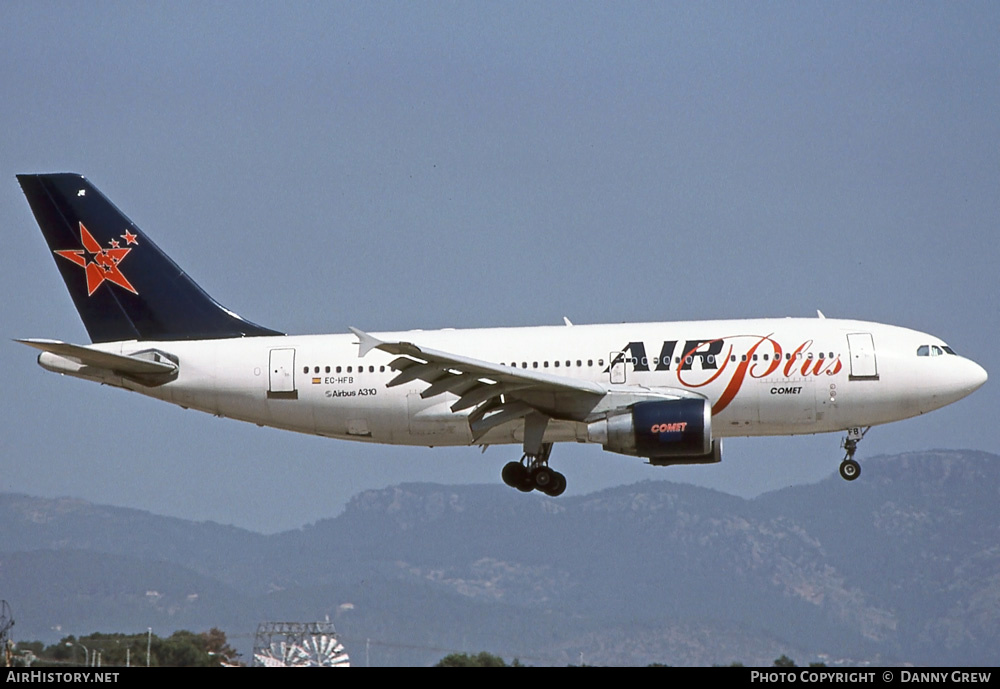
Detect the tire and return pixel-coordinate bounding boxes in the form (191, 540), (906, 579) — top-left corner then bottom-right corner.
(544, 471), (567, 497)
(532, 466), (554, 490)
(839, 459), (860, 481)
(502, 461), (525, 488)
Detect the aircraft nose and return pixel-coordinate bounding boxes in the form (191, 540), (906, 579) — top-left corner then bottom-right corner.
(962, 358), (988, 395)
(915, 355), (987, 413)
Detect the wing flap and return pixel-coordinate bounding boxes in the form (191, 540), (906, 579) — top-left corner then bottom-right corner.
(468, 400), (536, 440)
(420, 373), (480, 399)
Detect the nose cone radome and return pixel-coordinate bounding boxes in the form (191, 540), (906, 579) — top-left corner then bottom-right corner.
(938, 357), (988, 409)
(913, 356), (987, 415)
(961, 358), (988, 397)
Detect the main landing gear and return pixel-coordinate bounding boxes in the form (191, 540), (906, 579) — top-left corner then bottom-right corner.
(838, 426), (869, 481)
(501, 443), (567, 497)
(501, 412), (567, 496)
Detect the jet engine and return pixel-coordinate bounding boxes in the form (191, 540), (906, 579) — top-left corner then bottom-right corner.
(587, 398), (721, 465)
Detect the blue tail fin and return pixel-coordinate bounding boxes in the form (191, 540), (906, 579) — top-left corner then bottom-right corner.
(18, 173), (282, 343)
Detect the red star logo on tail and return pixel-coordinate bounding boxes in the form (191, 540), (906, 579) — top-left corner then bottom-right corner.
(54, 222), (138, 296)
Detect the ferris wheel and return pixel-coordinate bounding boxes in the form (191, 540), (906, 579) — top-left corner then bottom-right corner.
(252, 622), (349, 667)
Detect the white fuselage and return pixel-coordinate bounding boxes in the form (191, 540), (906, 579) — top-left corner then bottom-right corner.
(55, 317), (987, 450)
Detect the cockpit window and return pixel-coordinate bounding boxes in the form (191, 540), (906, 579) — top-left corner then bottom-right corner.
(918, 344), (956, 357)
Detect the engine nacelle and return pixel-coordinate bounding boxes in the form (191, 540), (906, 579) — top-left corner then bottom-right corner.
(648, 439), (722, 466)
(587, 398), (719, 464)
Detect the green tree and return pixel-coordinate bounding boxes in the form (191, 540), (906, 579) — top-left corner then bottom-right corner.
(22, 629), (239, 667)
(437, 651), (510, 667)
(201, 628), (239, 665)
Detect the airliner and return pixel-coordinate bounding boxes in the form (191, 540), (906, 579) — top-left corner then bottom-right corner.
(17, 173), (988, 496)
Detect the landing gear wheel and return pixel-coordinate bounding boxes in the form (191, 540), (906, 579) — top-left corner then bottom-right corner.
(501, 461), (525, 488)
(532, 466), (555, 490)
(839, 459), (860, 481)
(500, 457), (566, 495)
(544, 471), (567, 497)
(502, 436), (568, 496)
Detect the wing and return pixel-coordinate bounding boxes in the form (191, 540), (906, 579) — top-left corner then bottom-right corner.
(349, 328), (698, 441)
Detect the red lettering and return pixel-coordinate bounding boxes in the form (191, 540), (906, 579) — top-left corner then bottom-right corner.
(651, 422), (688, 433)
(749, 337), (783, 379)
(675, 339), (731, 388)
(710, 335), (778, 414)
(656, 335), (843, 416)
(784, 340), (811, 377)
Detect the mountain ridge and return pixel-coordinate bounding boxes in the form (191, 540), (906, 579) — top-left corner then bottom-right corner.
(2, 449), (996, 666)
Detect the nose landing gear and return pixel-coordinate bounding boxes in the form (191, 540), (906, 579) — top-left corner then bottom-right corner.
(839, 426), (869, 481)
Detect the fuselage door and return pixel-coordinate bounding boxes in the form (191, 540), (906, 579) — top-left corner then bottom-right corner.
(847, 333), (879, 380)
(268, 348), (298, 399)
(609, 351), (627, 384)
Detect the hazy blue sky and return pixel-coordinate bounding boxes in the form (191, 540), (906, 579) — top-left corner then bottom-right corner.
(2, 2), (997, 532)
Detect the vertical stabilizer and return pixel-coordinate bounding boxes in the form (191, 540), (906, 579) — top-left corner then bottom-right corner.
(18, 173), (282, 343)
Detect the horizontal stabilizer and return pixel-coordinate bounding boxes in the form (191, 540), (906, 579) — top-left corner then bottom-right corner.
(16, 338), (177, 375)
